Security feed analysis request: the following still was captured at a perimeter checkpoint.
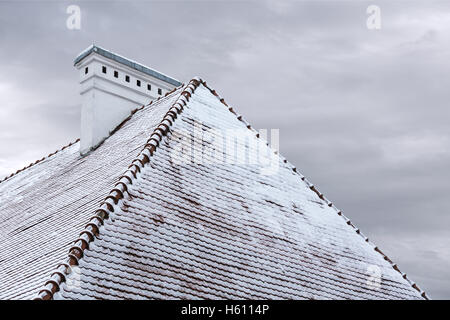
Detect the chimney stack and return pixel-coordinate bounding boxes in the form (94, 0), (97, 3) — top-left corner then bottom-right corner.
(74, 45), (181, 155)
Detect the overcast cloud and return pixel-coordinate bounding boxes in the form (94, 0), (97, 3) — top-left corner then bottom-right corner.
(0, 0), (449, 299)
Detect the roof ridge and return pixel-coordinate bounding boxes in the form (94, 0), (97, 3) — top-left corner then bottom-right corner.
(33, 78), (202, 300)
(198, 81), (429, 300)
(0, 139), (80, 185)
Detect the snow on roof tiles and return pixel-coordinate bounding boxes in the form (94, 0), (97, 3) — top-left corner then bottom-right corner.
(0, 79), (427, 300)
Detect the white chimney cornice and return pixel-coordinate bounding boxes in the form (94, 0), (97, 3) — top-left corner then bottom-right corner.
(74, 45), (181, 155)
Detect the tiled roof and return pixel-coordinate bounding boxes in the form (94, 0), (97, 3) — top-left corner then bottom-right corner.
(0, 79), (427, 300)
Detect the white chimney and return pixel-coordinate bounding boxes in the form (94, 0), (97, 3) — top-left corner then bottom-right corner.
(74, 45), (181, 155)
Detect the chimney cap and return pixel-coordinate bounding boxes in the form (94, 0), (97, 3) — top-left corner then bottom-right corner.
(74, 44), (182, 87)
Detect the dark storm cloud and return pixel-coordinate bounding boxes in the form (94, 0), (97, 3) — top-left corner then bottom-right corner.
(0, 0), (449, 298)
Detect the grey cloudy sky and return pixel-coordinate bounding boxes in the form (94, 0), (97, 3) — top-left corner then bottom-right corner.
(0, 0), (449, 299)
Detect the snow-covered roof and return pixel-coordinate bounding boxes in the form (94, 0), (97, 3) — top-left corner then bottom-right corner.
(0, 78), (427, 300)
